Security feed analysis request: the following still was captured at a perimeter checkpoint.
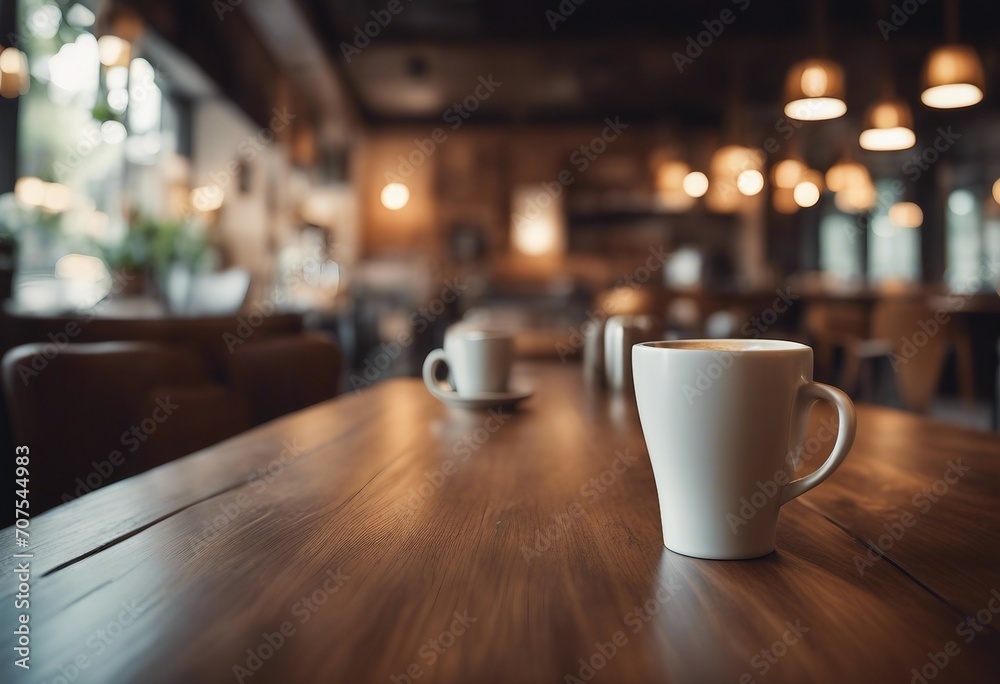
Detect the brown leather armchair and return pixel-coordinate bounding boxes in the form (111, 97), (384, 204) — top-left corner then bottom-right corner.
(2, 341), (251, 512)
(224, 333), (343, 426)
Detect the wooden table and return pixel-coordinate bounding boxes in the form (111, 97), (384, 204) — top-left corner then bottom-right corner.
(3, 363), (999, 683)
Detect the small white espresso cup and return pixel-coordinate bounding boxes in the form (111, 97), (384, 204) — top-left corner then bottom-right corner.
(423, 326), (513, 397)
(633, 339), (856, 560)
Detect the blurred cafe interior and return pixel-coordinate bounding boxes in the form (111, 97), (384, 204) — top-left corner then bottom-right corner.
(3, 0), (1000, 509)
(7, 2), (1000, 683)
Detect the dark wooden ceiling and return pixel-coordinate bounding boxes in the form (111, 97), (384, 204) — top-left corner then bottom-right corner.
(294, 0), (1000, 127)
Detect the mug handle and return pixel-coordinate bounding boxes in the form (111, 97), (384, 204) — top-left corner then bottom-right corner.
(779, 382), (857, 505)
(422, 349), (454, 399)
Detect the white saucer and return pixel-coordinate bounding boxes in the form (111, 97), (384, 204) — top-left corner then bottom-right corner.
(428, 384), (534, 410)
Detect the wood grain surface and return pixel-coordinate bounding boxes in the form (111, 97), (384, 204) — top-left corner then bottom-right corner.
(3, 363), (998, 684)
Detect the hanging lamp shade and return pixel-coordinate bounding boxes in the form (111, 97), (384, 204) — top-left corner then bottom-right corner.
(889, 202), (923, 228)
(921, 44), (985, 108)
(783, 59), (847, 121)
(859, 99), (916, 151)
(827, 160), (874, 212)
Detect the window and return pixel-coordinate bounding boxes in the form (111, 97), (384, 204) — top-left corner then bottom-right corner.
(8, 0), (180, 307)
(944, 188), (996, 292)
(818, 210), (863, 285)
(867, 181), (920, 285)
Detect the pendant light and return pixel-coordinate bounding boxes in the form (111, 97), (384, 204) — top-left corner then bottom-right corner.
(793, 170), (824, 208)
(651, 145), (696, 212)
(860, 99), (915, 151)
(784, 1), (846, 121)
(682, 171), (709, 198)
(888, 202), (923, 228)
(784, 60), (847, 121)
(861, 1), (916, 150)
(827, 155), (875, 213)
(709, 64), (764, 212)
(920, 0), (984, 109)
(708, 144), (763, 212)
(0, 46), (29, 98)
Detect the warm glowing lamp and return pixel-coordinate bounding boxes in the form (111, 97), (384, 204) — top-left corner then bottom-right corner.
(783, 59), (847, 121)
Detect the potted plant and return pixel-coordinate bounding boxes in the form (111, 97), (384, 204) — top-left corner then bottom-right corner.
(97, 216), (209, 300)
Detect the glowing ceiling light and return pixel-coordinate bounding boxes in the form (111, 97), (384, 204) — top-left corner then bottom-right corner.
(191, 185), (224, 212)
(921, 45), (985, 109)
(380, 182), (410, 210)
(793, 181), (821, 208)
(889, 202), (923, 228)
(859, 99), (916, 151)
(682, 171), (709, 198)
(784, 59), (847, 121)
(736, 169), (764, 196)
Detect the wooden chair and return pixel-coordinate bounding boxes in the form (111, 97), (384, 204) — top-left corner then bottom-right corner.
(802, 300), (871, 383)
(838, 299), (975, 413)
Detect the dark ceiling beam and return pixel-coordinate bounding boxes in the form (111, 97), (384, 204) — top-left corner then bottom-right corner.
(239, 0), (362, 146)
(292, 0), (376, 124)
(123, 0), (282, 129)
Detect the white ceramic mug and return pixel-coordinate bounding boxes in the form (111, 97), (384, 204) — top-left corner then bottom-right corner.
(423, 326), (513, 398)
(632, 339), (856, 560)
